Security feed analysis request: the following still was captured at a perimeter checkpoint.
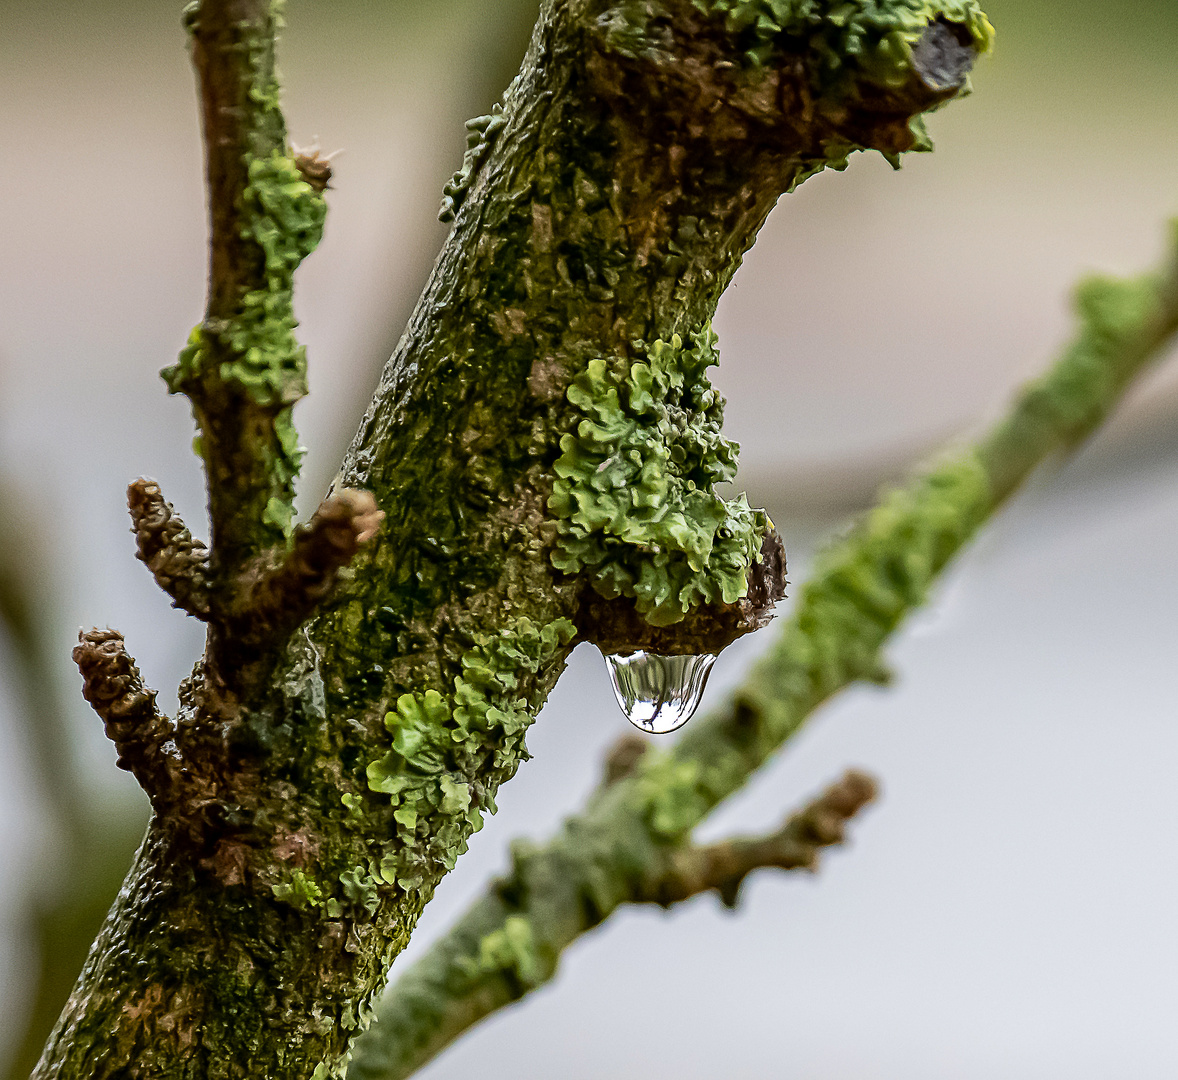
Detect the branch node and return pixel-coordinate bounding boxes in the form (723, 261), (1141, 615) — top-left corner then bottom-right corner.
(241, 488), (384, 641)
(72, 628), (173, 797)
(128, 478), (211, 618)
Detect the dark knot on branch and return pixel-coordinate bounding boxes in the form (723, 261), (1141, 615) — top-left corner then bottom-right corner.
(579, 527), (788, 656)
(73, 628), (173, 801)
(128, 478), (211, 618)
(912, 20), (978, 92)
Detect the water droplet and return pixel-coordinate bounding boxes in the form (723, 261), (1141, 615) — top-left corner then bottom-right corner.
(603, 650), (717, 734)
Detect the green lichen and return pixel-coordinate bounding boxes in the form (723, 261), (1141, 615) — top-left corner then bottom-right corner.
(549, 326), (768, 626)
(439, 105), (508, 223)
(775, 451), (991, 704)
(459, 915), (542, 987)
(366, 617), (577, 890)
(163, 151), (325, 409)
(272, 869), (325, 911)
(692, 0), (994, 73)
(339, 867), (381, 916)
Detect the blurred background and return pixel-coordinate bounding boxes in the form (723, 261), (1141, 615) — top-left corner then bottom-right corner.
(2, 0), (1177, 1076)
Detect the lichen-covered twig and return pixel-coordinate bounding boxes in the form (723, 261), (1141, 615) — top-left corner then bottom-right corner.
(128, 479), (211, 619)
(72, 629), (173, 803)
(348, 224), (1178, 1080)
(166, 0), (326, 573)
(237, 488), (384, 643)
(637, 769), (877, 908)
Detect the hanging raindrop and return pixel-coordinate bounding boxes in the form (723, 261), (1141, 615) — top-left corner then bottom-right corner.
(603, 650), (717, 734)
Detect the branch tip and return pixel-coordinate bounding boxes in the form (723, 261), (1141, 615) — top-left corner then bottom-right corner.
(72, 627), (172, 797)
(643, 768), (879, 909)
(291, 142), (338, 193)
(127, 478), (211, 618)
(240, 489), (384, 642)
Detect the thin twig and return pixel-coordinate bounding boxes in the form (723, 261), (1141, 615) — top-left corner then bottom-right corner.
(127, 479), (211, 619)
(72, 629), (174, 803)
(638, 770), (878, 908)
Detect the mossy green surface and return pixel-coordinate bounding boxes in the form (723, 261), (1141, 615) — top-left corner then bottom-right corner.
(550, 326), (767, 625)
(366, 618), (577, 889)
(163, 151), (324, 409)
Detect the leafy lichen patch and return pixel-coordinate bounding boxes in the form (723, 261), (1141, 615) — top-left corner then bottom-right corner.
(440, 106), (509, 223)
(549, 326), (768, 625)
(366, 618), (577, 890)
(691, 0), (994, 73)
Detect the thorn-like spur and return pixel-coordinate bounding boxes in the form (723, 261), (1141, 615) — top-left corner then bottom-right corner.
(73, 627), (173, 801)
(242, 489), (385, 642)
(128, 478), (211, 619)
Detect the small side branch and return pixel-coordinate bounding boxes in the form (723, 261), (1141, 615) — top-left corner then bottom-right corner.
(72, 629), (173, 801)
(236, 489), (384, 644)
(128, 479), (210, 619)
(168, 0), (327, 572)
(638, 770), (878, 908)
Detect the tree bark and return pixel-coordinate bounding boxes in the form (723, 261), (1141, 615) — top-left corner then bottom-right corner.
(34, 1), (992, 1076)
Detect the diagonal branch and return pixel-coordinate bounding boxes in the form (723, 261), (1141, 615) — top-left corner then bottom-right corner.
(348, 222), (1178, 1080)
(128, 479), (211, 619)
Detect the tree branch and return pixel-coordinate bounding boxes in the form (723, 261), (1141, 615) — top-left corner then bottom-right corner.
(35, 2), (999, 1076)
(636, 768), (877, 908)
(72, 629), (174, 804)
(348, 222), (1178, 1080)
(128, 479), (211, 619)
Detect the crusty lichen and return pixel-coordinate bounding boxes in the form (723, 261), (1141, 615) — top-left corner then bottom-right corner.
(549, 326), (768, 626)
(366, 618), (577, 890)
(439, 105), (508, 223)
(164, 151), (324, 408)
(163, 150), (325, 536)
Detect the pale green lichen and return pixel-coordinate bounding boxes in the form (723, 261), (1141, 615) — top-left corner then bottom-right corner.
(164, 151), (325, 409)
(271, 869), (325, 911)
(457, 915), (543, 987)
(367, 618), (577, 890)
(439, 105), (507, 223)
(549, 327), (767, 626)
(692, 0), (994, 72)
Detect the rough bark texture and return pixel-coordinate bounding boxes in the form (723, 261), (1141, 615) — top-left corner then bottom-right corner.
(34, 1), (996, 1077)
